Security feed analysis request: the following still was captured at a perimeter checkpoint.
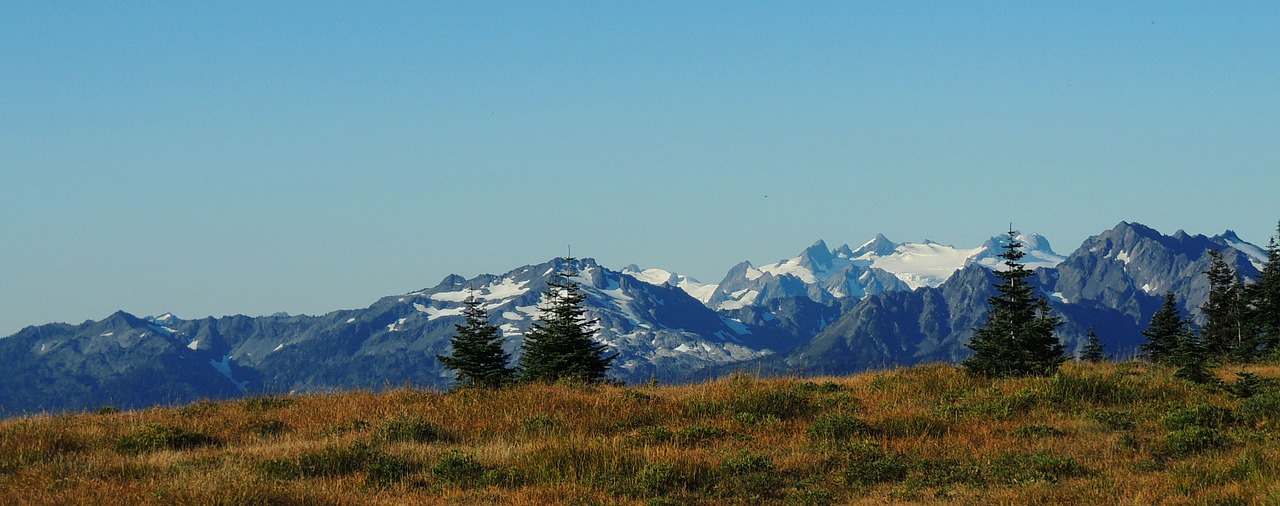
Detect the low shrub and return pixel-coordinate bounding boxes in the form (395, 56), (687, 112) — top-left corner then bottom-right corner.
(1163, 403), (1238, 430)
(1157, 427), (1231, 459)
(806, 414), (874, 444)
(115, 425), (220, 454)
(432, 450), (486, 484)
(842, 441), (909, 486)
(376, 415), (448, 444)
(631, 425), (672, 446)
(248, 419), (289, 438)
(990, 451), (1090, 484)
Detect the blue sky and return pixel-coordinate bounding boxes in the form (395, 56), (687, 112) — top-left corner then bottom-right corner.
(2, 2), (1278, 336)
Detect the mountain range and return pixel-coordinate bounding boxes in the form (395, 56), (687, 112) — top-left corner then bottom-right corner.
(0, 221), (1269, 416)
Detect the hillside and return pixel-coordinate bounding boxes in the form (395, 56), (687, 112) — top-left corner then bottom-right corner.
(3, 362), (1278, 505)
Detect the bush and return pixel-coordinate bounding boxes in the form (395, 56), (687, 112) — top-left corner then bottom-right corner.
(248, 419), (289, 438)
(990, 452), (1090, 484)
(256, 443), (377, 479)
(907, 458), (984, 488)
(376, 415), (448, 443)
(115, 425), (220, 454)
(256, 442), (417, 486)
(1241, 390), (1280, 425)
(631, 426), (672, 446)
(433, 450), (486, 484)
(636, 464), (679, 495)
(719, 451), (782, 499)
(1163, 403), (1238, 430)
(842, 441), (909, 486)
(685, 380), (816, 420)
(1157, 427), (1230, 459)
(806, 415), (874, 444)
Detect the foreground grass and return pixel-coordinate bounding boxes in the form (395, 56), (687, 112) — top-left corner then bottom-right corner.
(3, 361), (1280, 505)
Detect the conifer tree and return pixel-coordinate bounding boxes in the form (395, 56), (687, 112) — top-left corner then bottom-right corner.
(519, 257), (616, 383)
(963, 229), (1066, 377)
(1201, 250), (1247, 359)
(1249, 222), (1280, 356)
(1142, 291), (1185, 365)
(1171, 327), (1215, 384)
(437, 293), (516, 388)
(1081, 326), (1105, 363)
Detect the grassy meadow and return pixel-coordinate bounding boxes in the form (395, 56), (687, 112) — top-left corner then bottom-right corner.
(3, 361), (1280, 505)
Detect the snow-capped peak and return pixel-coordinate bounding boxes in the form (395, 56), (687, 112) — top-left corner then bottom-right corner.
(969, 233), (1066, 272)
(620, 265), (718, 304)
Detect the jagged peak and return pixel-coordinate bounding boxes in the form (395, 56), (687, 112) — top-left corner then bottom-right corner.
(799, 240), (834, 269)
(851, 233), (899, 258)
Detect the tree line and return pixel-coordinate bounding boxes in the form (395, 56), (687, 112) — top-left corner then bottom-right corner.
(964, 222), (1280, 380)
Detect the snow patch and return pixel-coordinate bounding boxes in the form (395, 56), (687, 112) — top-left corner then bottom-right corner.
(273, 343), (284, 352)
(187, 340), (199, 351)
(717, 290), (759, 311)
(500, 323), (521, 336)
(209, 356), (249, 392)
(101, 332), (114, 337)
(346, 317), (357, 324)
(1115, 250), (1132, 264)
(502, 311), (524, 320)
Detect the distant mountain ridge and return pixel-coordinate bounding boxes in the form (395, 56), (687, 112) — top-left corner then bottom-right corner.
(0, 222), (1270, 416)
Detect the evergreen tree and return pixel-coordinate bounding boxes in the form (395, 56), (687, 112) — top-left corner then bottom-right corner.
(519, 257), (616, 383)
(1142, 291), (1185, 365)
(437, 293), (516, 388)
(1201, 250), (1247, 359)
(963, 229), (1066, 377)
(1081, 326), (1105, 363)
(1249, 221), (1280, 356)
(1171, 327), (1215, 384)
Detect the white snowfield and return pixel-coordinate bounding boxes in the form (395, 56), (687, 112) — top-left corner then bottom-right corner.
(630, 233), (1068, 307)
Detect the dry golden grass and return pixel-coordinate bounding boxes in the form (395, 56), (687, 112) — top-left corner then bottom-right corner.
(3, 361), (1279, 505)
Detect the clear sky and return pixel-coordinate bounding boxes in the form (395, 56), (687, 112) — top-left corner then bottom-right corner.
(2, 2), (1278, 336)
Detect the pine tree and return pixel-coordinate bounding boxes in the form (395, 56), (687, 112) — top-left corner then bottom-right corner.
(1201, 250), (1247, 359)
(1142, 291), (1185, 365)
(519, 257), (616, 384)
(437, 293), (516, 388)
(1172, 327), (1215, 384)
(1249, 221), (1280, 357)
(1081, 326), (1105, 363)
(963, 229), (1066, 377)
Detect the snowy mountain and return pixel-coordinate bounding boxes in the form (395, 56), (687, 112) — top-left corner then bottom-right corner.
(0, 258), (795, 416)
(0, 221), (1271, 417)
(696, 233), (1065, 316)
(619, 265), (718, 304)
